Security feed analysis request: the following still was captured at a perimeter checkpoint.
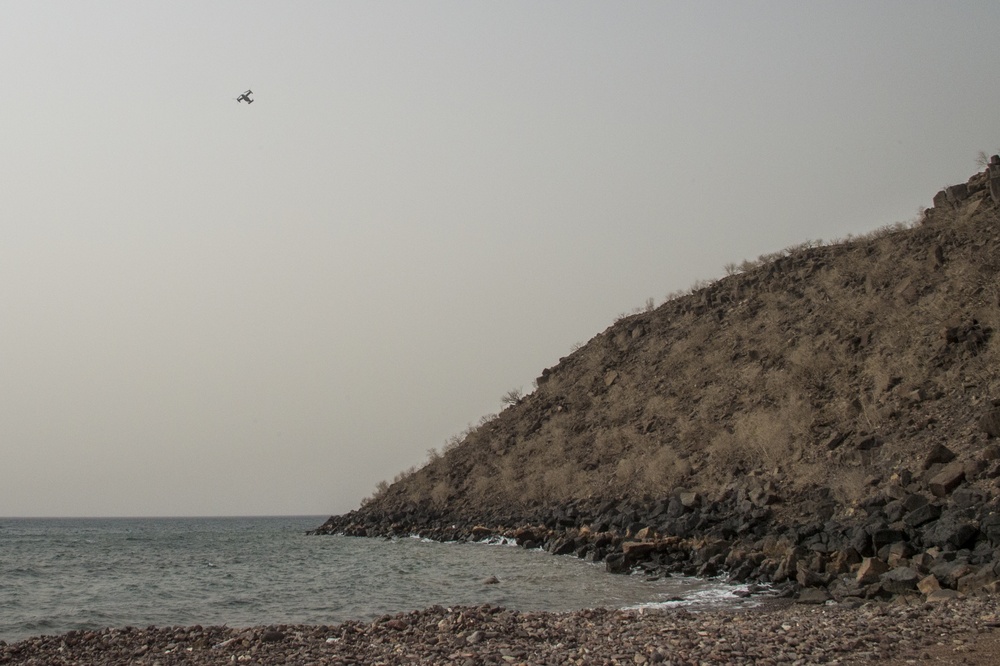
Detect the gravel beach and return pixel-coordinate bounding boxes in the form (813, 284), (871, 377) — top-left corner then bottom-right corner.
(3, 596), (998, 665)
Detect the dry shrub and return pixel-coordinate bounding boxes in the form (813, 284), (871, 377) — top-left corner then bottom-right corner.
(705, 392), (812, 476)
(613, 455), (643, 487)
(470, 473), (496, 504)
(829, 467), (871, 508)
(592, 430), (628, 462)
(541, 463), (581, 502)
(787, 335), (841, 393)
(497, 459), (520, 497)
(670, 317), (718, 358)
(429, 481), (451, 507)
(672, 414), (719, 455)
(639, 444), (691, 495)
(605, 384), (641, 426)
(642, 395), (681, 423)
(693, 381), (733, 423)
(706, 428), (754, 472)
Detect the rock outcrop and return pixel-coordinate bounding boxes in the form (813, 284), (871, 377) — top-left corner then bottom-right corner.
(316, 157), (1000, 603)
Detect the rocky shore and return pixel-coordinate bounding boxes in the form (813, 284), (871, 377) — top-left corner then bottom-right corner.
(314, 446), (1000, 607)
(3, 597), (999, 665)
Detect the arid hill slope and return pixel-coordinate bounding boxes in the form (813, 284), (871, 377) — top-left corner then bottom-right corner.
(335, 161), (1000, 532)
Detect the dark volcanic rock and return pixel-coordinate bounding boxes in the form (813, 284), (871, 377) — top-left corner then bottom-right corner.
(903, 502), (942, 528)
(922, 443), (957, 470)
(923, 510), (979, 550)
(879, 566), (920, 594)
(981, 407), (1000, 438)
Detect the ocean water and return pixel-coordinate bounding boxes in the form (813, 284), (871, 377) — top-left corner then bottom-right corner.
(0, 516), (745, 644)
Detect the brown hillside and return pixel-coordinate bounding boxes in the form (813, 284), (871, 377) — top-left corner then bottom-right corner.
(332, 160), (1000, 535)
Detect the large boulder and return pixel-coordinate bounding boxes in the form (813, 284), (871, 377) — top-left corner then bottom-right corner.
(903, 502), (941, 528)
(879, 567), (920, 594)
(922, 510), (979, 549)
(930, 560), (977, 588)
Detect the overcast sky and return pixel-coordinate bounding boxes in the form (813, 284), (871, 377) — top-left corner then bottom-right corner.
(3, 1), (999, 517)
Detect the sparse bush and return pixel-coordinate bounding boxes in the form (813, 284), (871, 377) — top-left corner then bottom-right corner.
(690, 278), (713, 292)
(393, 466), (417, 483)
(975, 150), (999, 169)
(360, 479), (391, 507)
(501, 388), (523, 406)
(540, 463), (579, 501)
(442, 434), (462, 454)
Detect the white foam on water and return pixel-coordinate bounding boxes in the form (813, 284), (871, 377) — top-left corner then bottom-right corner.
(624, 579), (765, 611)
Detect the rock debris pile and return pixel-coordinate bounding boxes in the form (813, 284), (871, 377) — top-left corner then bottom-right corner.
(316, 479), (1000, 606)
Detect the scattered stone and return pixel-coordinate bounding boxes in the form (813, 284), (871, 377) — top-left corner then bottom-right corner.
(925, 589), (963, 603)
(918, 574), (942, 595)
(923, 444), (957, 470)
(678, 492), (701, 509)
(6, 599), (1000, 666)
(928, 462), (966, 497)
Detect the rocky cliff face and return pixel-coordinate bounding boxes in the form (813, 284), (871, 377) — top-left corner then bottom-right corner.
(316, 159), (1000, 602)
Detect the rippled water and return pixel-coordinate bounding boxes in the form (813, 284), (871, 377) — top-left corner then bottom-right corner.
(0, 516), (744, 643)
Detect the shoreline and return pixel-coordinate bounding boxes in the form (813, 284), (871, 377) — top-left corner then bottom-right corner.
(3, 597), (998, 665)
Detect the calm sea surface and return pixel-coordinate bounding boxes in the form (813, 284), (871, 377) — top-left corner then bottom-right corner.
(0, 516), (745, 644)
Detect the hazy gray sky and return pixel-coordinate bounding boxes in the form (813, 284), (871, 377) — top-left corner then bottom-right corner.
(3, 1), (999, 517)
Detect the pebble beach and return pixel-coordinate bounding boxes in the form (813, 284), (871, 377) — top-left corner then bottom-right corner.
(3, 597), (999, 666)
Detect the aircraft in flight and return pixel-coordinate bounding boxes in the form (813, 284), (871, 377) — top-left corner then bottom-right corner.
(236, 89), (254, 104)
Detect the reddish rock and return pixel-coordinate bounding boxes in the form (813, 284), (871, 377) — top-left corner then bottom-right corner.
(918, 574), (941, 595)
(856, 557), (889, 585)
(928, 462), (966, 497)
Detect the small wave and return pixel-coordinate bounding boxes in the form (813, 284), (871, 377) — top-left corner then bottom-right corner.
(20, 618), (57, 632)
(625, 583), (761, 611)
(9, 566), (40, 577)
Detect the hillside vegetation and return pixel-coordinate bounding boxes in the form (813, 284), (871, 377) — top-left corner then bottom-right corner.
(345, 161), (999, 530)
